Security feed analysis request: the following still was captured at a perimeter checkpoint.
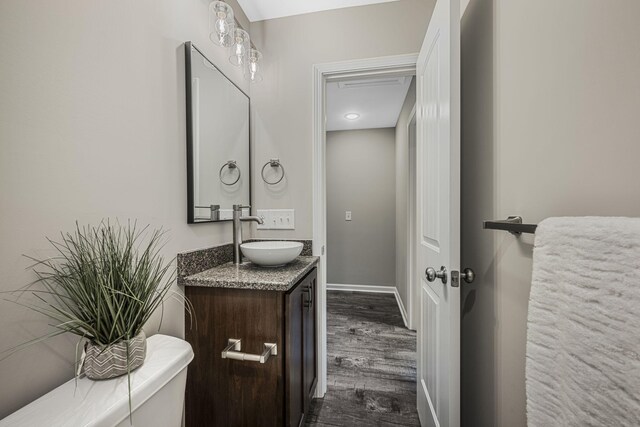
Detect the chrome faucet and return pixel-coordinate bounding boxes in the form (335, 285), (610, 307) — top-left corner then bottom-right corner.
(233, 204), (264, 264)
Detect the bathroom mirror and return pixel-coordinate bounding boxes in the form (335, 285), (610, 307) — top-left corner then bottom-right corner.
(185, 41), (250, 223)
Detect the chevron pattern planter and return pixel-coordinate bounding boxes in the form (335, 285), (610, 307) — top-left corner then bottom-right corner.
(84, 331), (147, 380)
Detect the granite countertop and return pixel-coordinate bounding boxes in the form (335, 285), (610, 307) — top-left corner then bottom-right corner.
(182, 256), (319, 291)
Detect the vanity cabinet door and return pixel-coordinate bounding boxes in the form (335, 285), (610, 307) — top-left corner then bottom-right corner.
(285, 280), (305, 427)
(302, 270), (318, 412)
(185, 287), (284, 427)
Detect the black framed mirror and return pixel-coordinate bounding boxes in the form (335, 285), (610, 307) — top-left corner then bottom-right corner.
(185, 41), (250, 223)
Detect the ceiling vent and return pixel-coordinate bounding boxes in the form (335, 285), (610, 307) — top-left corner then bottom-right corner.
(338, 76), (407, 89)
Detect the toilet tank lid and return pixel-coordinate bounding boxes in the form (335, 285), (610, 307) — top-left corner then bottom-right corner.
(0, 334), (194, 427)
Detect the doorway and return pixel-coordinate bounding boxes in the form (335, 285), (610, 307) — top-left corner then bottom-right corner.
(311, 55), (419, 423)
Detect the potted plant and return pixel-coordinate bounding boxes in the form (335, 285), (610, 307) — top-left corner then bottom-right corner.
(2, 221), (189, 394)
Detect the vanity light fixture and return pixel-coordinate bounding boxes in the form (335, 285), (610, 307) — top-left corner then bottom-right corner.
(229, 28), (250, 66)
(247, 49), (263, 83)
(208, 1), (263, 83)
(344, 113), (360, 120)
(209, 1), (235, 47)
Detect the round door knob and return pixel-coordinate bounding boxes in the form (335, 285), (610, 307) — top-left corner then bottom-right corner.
(425, 267), (436, 282)
(425, 266), (447, 284)
(461, 268), (475, 284)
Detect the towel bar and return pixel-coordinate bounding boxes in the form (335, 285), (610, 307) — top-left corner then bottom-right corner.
(483, 216), (537, 236)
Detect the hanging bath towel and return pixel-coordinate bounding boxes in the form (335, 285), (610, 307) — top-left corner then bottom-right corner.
(527, 217), (640, 426)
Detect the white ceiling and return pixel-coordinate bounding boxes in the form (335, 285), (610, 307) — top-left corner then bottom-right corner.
(237, 0), (401, 22)
(326, 76), (413, 132)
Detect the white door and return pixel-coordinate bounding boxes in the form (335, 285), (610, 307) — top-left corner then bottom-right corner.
(415, 0), (461, 425)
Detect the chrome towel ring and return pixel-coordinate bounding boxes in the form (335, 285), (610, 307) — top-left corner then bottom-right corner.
(219, 160), (241, 186)
(261, 158), (285, 185)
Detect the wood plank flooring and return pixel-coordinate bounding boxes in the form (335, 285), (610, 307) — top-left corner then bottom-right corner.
(306, 291), (419, 426)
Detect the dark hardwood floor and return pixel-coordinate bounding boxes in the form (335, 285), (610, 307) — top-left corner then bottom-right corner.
(305, 291), (419, 426)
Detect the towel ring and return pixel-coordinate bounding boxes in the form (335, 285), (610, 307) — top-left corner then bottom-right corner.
(261, 159), (285, 185)
(219, 160), (241, 186)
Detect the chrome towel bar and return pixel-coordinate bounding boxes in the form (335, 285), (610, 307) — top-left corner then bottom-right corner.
(221, 338), (277, 363)
(483, 216), (537, 236)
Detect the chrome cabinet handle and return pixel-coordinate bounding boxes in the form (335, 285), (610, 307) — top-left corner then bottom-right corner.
(221, 339), (277, 364)
(303, 285), (313, 309)
(425, 266), (448, 284)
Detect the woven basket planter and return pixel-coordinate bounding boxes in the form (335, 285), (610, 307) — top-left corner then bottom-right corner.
(84, 331), (147, 380)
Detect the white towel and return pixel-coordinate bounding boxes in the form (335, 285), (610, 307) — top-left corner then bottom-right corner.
(527, 217), (640, 427)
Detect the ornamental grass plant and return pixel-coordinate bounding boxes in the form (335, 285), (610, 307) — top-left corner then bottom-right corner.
(1, 221), (192, 420)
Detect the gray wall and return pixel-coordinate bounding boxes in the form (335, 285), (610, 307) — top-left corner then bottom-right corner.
(0, 0), (250, 418)
(395, 78), (416, 315)
(326, 129), (396, 286)
(250, 0), (435, 239)
(461, 0), (640, 425)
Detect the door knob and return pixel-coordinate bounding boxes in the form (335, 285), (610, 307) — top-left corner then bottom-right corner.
(461, 268), (475, 284)
(425, 266), (447, 284)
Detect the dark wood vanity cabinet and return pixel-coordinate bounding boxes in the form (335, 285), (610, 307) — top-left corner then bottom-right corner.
(185, 267), (317, 427)
(285, 269), (318, 427)
(303, 272), (318, 412)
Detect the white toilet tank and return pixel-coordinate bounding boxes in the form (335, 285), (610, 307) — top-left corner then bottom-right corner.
(0, 334), (194, 427)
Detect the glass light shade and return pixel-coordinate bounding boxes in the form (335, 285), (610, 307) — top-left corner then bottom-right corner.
(246, 49), (263, 83)
(229, 28), (250, 66)
(210, 21), (235, 47)
(209, 1), (235, 47)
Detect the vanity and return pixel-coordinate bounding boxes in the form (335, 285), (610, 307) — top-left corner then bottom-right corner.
(181, 41), (316, 426)
(179, 246), (318, 427)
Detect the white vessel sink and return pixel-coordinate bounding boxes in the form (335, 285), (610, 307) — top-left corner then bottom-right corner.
(240, 241), (303, 267)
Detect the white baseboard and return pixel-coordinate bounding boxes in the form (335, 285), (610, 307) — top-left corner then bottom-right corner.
(327, 283), (395, 293)
(393, 291), (409, 329)
(326, 283), (409, 329)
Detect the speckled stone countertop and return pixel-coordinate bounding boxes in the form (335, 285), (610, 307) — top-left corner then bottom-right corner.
(182, 256), (319, 291)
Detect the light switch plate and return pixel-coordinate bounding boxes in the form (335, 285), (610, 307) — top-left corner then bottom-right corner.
(256, 209), (295, 230)
(345, 211), (352, 221)
(275, 209), (295, 229)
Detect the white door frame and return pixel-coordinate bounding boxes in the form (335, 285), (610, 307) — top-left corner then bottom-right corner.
(312, 54), (418, 398)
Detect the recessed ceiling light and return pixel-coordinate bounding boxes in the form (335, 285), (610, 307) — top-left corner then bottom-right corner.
(344, 113), (360, 120)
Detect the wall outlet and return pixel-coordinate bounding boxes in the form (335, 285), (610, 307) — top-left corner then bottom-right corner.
(345, 211), (352, 221)
(256, 209), (295, 230)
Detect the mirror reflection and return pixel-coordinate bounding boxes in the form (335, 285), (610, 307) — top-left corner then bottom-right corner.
(186, 42), (250, 223)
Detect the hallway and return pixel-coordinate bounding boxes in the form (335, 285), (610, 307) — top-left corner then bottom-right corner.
(306, 291), (419, 426)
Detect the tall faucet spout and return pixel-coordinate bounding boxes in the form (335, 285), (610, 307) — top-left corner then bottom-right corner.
(232, 205), (263, 264)
(241, 216), (264, 225)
